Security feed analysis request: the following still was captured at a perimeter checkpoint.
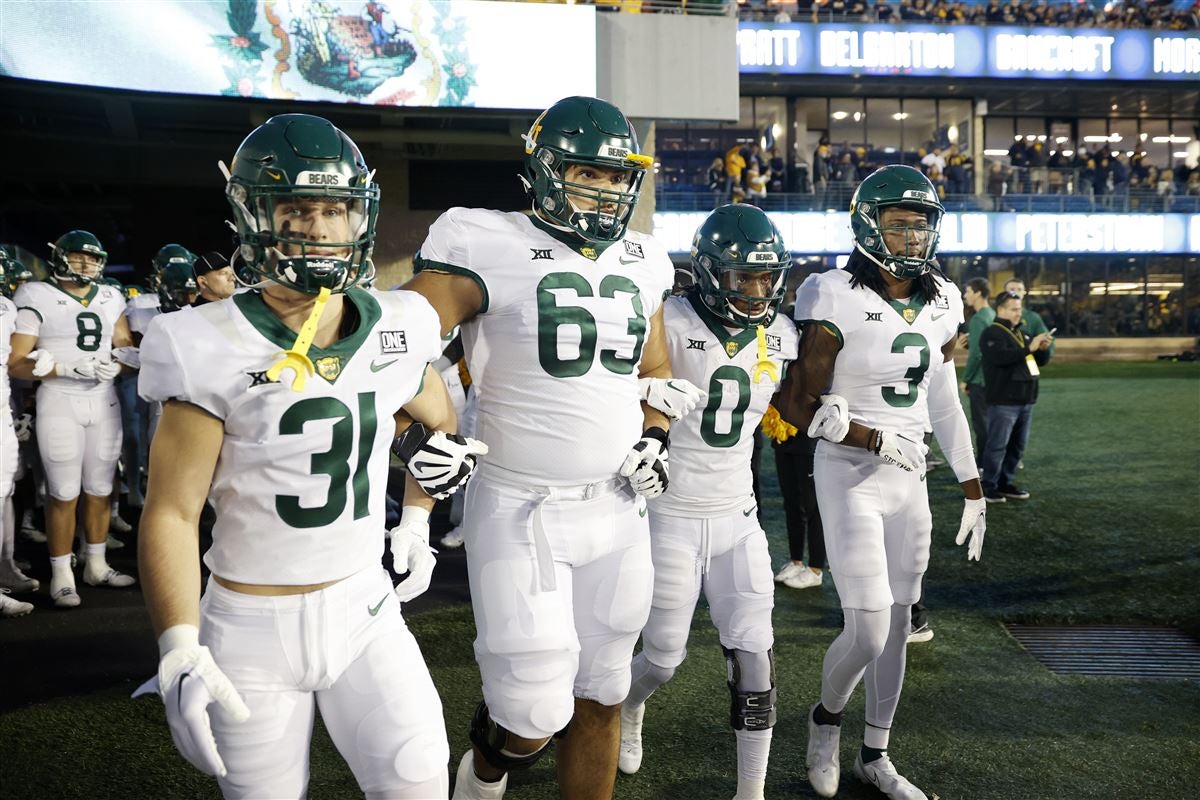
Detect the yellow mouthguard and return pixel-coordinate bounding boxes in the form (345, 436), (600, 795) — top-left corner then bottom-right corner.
(266, 286), (332, 393)
(751, 324), (779, 384)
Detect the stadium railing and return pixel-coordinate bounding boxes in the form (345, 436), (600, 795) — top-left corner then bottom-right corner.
(655, 186), (1200, 213)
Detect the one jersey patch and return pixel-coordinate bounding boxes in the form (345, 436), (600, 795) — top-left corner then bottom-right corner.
(416, 207), (675, 485)
(653, 293), (798, 515)
(138, 287), (442, 585)
(795, 269), (963, 441)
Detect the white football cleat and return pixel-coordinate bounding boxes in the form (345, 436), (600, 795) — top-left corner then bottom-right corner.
(440, 526), (465, 549)
(618, 701), (646, 775)
(774, 562), (803, 584)
(785, 568), (824, 590)
(109, 515), (133, 536)
(907, 623), (934, 644)
(0, 569), (40, 593)
(852, 752), (928, 800)
(53, 586), (81, 608)
(452, 751), (507, 799)
(806, 704), (841, 798)
(83, 567), (136, 588)
(106, 532), (127, 548)
(0, 589), (34, 618)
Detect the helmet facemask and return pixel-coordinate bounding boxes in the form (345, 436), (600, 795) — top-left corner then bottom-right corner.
(695, 254), (789, 328)
(523, 145), (648, 244)
(854, 200), (942, 281)
(226, 179), (378, 295)
(52, 247), (106, 287)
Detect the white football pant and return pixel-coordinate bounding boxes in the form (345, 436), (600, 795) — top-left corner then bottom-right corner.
(34, 384), (122, 501)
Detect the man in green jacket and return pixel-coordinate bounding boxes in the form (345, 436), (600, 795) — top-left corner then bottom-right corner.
(960, 277), (994, 461)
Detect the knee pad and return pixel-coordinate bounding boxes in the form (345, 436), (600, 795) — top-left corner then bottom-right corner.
(468, 702), (553, 772)
(846, 607), (891, 662)
(723, 647), (777, 731)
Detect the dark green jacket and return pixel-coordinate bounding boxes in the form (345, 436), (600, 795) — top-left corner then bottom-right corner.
(962, 306), (996, 386)
(1020, 307), (1055, 357)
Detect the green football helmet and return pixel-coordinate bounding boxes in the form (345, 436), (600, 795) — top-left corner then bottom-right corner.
(158, 262), (199, 312)
(224, 113), (379, 295)
(520, 96), (652, 245)
(48, 230), (107, 286)
(0, 247), (10, 297)
(2, 245), (33, 296)
(850, 164), (944, 280)
(691, 205), (790, 328)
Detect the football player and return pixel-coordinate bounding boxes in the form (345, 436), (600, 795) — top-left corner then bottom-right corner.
(779, 165), (986, 800)
(6, 230), (136, 608)
(0, 250), (37, 616)
(617, 205), (849, 800)
(406, 96), (693, 800)
(136, 113), (482, 799)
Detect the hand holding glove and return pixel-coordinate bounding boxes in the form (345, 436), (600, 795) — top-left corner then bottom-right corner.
(807, 394), (850, 443)
(131, 625), (250, 777)
(955, 497), (986, 562)
(638, 378), (707, 421)
(389, 507), (437, 603)
(27, 350), (57, 378)
(619, 426), (670, 499)
(392, 422), (488, 500)
(869, 429), (927, 472)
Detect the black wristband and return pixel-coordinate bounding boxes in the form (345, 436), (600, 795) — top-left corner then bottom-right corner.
(642, 425), (669, 450)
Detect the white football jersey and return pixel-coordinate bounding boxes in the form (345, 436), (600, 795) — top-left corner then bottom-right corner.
(139, 288), (442, 585)
(125, 294), (162, 336)
(0, 295), (15, 414)
(13, 281), (127, 395)
(795, 269), (963, 441)
(416, 208), (674, 485)
(652, 294), (798, 516)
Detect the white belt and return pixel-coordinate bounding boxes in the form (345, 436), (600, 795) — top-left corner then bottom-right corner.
(478, 464), (629, 593)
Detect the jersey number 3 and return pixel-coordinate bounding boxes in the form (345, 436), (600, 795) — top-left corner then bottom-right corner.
(275, 393), (377, 528)
(536, 272), (646, 378)
(882, 332), (930, 408)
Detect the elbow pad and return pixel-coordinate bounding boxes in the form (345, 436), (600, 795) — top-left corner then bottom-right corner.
(927, 359), (979, 484)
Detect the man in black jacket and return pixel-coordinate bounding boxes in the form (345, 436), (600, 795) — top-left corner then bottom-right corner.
(979, 291), (1052, 502)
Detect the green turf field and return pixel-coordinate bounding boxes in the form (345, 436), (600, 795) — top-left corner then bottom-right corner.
(2, 362), (1197, 799)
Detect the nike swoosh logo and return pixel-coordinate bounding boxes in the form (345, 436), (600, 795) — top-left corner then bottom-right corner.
(368, 594), (388, 616)
(666, 380), (684, 392)
(619, 257), (639, 266)
(638, 506), (647, 518)
(932, 312), (945, 321)
(743, 507), (756, 517)
(370, 358), (397, 373)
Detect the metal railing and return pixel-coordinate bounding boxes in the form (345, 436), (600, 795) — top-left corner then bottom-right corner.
(655, 187), (1200, 213)
(736, 2), (1199, 28)
(592, 0), (735, 16)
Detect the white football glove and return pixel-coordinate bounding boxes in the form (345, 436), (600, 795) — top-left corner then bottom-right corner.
(131, 625), (249, 777)
(619, 427), (670, 499)
(955, 497), (986, 562)
(113, 346), (141, 369)
(52, 358), (103, 380)
(638, 377), (707, 421)
(13, 413), (33, 443)
(389, 506), (437, 603)
(870, 430), (927, 472)
(93, 360), (122, 381)
(807, 394), (850, 443)
(27, 350), (57, 378)
(391, 423), (488, 500)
